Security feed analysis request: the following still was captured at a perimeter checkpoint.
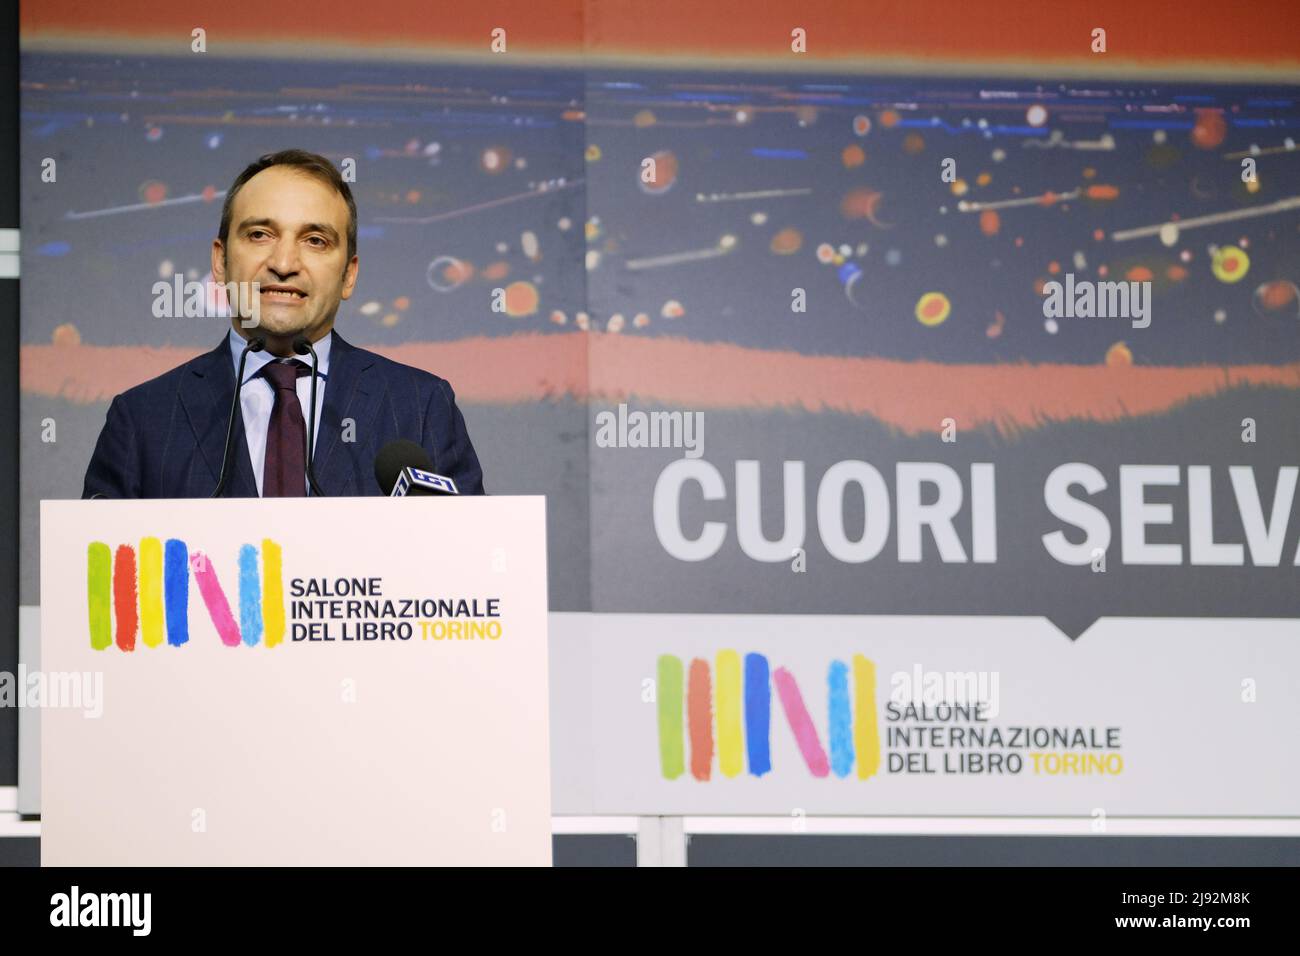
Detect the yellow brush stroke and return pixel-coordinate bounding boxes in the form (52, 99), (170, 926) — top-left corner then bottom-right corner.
(138, 537), (164, 648)
(854, 654), (881, 779)
(716, 649), (743, 777)
(262, 539), (286, 648)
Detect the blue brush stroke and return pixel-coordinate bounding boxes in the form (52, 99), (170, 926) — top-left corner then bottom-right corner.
(163, 539), (189, 646)
(895, 117), (1048, 136)
(238, 544), (262, 647)
(1109, 119), (1194, 130)
(750, 148), (808, 160)
(1234, 118), (1300, 128)
(828, 660), (854, 778)
(744, 653), (771, 777)
(672, 92), (742, 102)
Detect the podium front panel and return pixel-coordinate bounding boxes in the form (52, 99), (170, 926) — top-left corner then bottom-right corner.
(40, 496), (550, 866)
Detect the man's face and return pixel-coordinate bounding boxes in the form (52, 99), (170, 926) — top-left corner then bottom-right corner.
(212, 166), (357, 349)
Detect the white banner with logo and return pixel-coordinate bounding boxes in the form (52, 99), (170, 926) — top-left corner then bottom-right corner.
(550, 613), (1300, 817)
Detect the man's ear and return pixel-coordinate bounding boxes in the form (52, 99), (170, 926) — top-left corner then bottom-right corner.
(211, 239), (226, 282)
(340, 255), (359, 300)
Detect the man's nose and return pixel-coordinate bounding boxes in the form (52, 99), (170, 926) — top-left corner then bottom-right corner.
(266, 236), (302, 276)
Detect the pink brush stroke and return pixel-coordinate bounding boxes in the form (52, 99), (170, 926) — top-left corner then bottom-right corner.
(191, 551), (241, 647)
(773, 666), (830, 777)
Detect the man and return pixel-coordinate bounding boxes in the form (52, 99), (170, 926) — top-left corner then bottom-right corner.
(82, 149), (485, 498)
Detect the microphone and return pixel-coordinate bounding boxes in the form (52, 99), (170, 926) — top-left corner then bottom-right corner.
(374, 440), (460, 497)
(292, 335), (326, 497)
(211, 334), (266, 497)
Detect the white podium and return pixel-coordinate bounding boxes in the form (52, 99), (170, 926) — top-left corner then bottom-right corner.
(39, 496), (551, 866)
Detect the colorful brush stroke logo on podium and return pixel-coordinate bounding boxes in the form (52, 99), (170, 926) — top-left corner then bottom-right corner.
(657, 651), (881, 780)
(86, 538), (287, 650)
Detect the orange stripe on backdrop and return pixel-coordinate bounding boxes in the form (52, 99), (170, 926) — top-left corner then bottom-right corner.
(18, 335), (588, 405)
(586, 0), (1300, 69)
(585, 336), (1300, 436)
(19, 0), (1300, 68)
(19, 0), (584, 54)
(21, 335), (1300, 437)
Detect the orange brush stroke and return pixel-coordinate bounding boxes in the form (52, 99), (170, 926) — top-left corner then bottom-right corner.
(113, 544), (138, 652)
(687, 657), (714, 782)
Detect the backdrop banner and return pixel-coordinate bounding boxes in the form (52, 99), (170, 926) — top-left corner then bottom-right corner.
(21, 51), (1300, 818)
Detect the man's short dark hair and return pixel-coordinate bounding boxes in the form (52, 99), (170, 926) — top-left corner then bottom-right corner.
(218, 149), (357, 263)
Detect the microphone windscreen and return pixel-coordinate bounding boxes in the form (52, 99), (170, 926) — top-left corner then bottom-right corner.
(374, 439), (434, 495)
(292, 336), (311, 355)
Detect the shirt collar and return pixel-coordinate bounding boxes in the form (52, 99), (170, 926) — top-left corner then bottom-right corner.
(228, 327), (332, 385)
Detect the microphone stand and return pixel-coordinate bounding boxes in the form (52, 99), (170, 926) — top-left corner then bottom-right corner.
(211, 336), (265, 497)
(293, 336), (327, 497)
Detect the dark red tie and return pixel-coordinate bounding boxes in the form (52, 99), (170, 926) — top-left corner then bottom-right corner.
(261, 360), (311, 497)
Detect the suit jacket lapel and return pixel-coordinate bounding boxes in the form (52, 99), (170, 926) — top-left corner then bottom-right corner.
(181, 335), (257, 496)
(314, 330), (379, 491)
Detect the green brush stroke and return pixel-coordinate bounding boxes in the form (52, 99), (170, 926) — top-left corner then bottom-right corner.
(657, 654), (685, 779)
(87, 542), (112, 650)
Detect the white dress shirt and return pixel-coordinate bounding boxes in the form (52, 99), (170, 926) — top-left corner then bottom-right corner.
(227, 328), (330, 496)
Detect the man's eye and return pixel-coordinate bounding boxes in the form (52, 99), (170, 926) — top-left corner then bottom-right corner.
(249, 230), (269, 239)
(307, 237), (327, 247)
